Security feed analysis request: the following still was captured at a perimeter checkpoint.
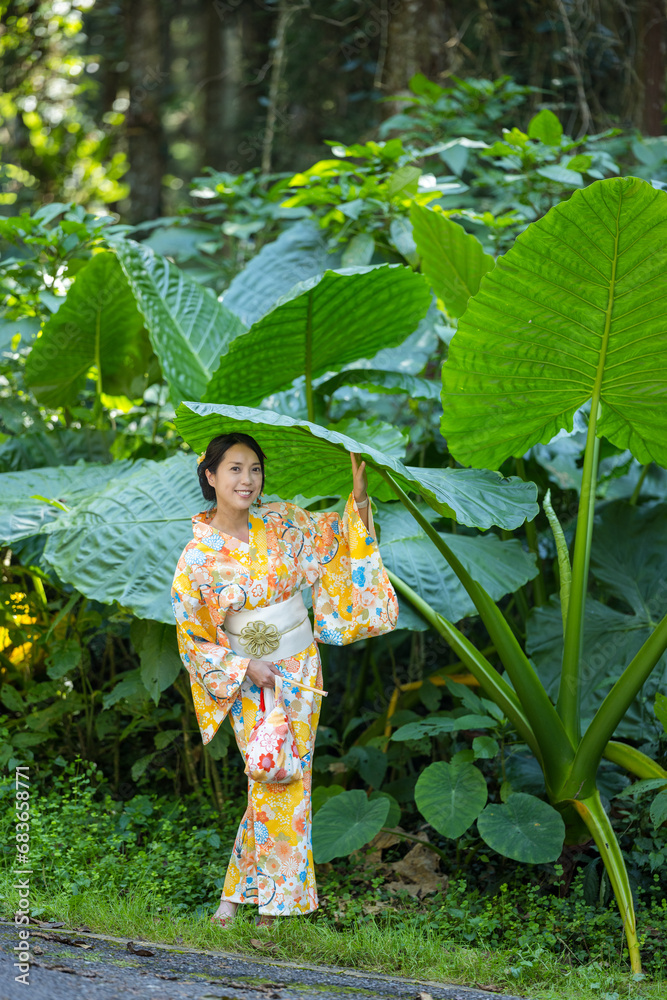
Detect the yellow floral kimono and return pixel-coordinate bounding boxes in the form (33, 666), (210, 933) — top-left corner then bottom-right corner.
(171, 492), (398, 916)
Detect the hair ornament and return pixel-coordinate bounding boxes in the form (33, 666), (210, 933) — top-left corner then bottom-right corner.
(196, 450), (207, 466)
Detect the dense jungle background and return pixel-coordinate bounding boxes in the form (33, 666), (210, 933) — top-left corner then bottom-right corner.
(2, 2), (667, 996)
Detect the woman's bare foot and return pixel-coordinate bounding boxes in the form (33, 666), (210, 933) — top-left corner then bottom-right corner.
(255, 911), (275, 927)
(211, 900), (237, 928)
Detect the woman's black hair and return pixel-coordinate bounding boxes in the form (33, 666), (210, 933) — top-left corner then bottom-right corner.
(197, 432), (267, 503)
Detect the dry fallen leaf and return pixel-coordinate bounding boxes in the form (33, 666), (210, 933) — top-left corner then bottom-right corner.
(250, 937), (277, 950)
(126, 941), (155, 957)
(416, 992), (434, 1000)
(391, 843), (448, 895)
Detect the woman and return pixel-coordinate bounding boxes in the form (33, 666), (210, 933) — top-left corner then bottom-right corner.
(171, 432), (398, 927)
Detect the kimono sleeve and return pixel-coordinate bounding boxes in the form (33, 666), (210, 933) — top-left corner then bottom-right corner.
(171, 551), (251, 746)
(305, 491), (398, 645)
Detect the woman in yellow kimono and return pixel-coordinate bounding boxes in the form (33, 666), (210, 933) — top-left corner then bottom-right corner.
(171, 432), (398, 927)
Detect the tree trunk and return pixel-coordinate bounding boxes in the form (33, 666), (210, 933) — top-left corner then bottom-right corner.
(638, 0), (666, 135)
(123, 0), (167, 222)
(382, 0), (452, 111)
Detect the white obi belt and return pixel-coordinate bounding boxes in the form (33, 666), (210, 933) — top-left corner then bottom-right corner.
(223, 590), (313, 661)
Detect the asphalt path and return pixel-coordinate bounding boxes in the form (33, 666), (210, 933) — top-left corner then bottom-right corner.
(0, 921), (530, 1000)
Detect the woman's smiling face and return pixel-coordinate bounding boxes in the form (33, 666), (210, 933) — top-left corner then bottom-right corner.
(206, 444), (263, 513)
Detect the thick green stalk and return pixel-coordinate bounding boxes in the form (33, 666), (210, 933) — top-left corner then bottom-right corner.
(569, 790), (641, 973)
(305, 290), (315, 422)
(557, 411), (601, 742)
(543, 489), (572, 635)
(569, 611), (667, 792)
(603, 740), (667, 780)
(381, 470), (574, 780)
(386, 569), (542, 763)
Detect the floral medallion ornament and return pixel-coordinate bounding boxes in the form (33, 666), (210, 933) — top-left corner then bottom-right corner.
(239, 620), (281, 657)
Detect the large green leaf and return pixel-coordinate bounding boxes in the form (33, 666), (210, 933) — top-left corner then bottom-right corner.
(41, 453), (201, 623)
(414, 760), (488, 838)
(0, 427), (115, 473)
(376, 502), (538, 629)
(222, 219), (337, 327)
(410, 203), (495, 318)
(130, 618), (183, 705)
(441, 177), (667, 468)
(476, 793), (565, 863)
(203, 265), (432, 407)
(392, 713), (497, 741)
(316, 368), (441, 400)
(23, 252), (152, 405)
(114, 238), (246, 404)
(174, 400), (539, 530)
(0, 461), (135, 543)
(527, 500), (667, 738)
(312, 789), (390, 863)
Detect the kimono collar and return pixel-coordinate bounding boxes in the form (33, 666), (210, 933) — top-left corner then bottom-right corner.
(191, 507), (236, 546)
(191, 507), (265, 553)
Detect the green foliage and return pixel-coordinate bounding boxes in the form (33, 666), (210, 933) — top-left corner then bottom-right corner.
(114, 239), (246, 405)
(442, 177), (667, 470)
(24, 251), (154, 407)
(476, 793), (566, 864)
(410, 203), (494, 317)
(312, 789), (390, 863)
(39, 453), (202, 623)
(527, 501), (667, 739)
(376, 502), (538, 629)
(0, 757), (242, 913)
(203, 264), (432, 414)
(414, 760), (488, 839)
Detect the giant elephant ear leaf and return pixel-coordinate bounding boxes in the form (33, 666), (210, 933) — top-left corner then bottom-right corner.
(24, 252), (151, 405)
(441, 176), (667, 469)
(114, 239), (246, 405)
(203, 265), (432, 408)
(410, 202), (494, 318)
(41, 453), (202, 623)
(175, 400), (538, 530)
(222, 219), (336, 326)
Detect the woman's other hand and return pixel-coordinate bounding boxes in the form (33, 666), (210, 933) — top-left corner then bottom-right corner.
(246, 658), (282, 687)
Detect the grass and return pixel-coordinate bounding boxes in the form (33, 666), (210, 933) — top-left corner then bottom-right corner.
(1, 874), (664, 1000)
(1, 759), (665, 1000)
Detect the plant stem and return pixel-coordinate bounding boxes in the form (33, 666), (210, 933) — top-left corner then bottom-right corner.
(558, 406), (601, 742)
(603, 740), (667, 780)
(543, 488), (572, 634)
(629, 463), (650, 505)
(569, 790), (641, 973)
